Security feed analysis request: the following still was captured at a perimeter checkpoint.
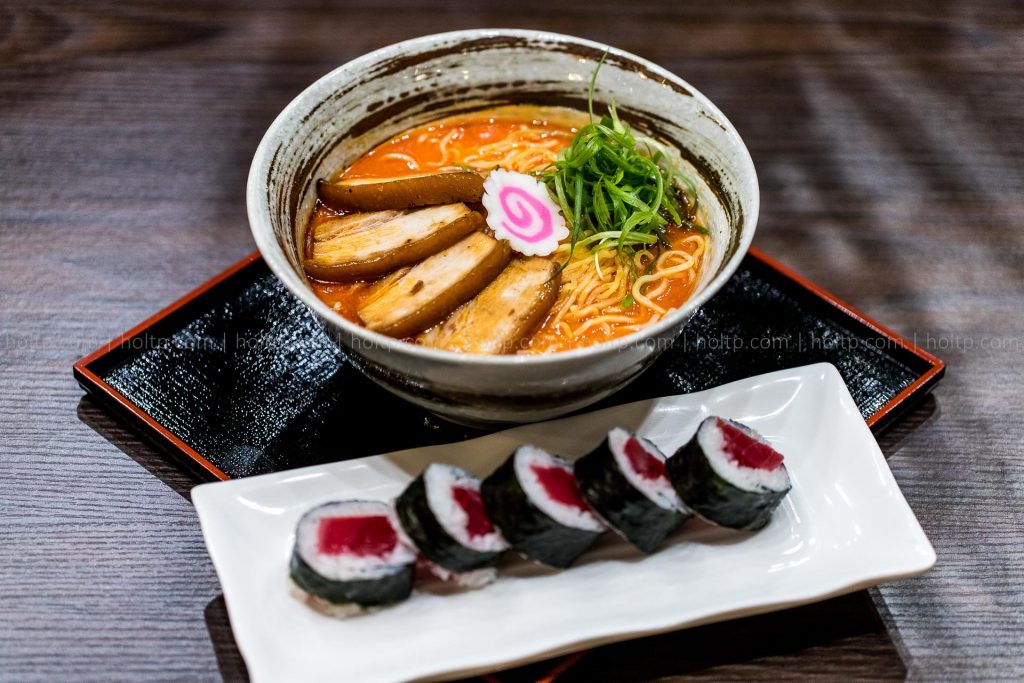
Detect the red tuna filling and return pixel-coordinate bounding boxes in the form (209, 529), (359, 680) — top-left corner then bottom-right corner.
(530, 464), (590, 511)
(718, 420), (784, 471)
(317, 515), (397, 557)
(452, 485), (495, 538)
(623, 437), (667, 481)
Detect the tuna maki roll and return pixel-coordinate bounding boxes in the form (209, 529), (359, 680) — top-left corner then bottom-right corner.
(290, 500), (416, 616)
(667, 417), (792, 531)
(575, 428), (690, 553)
(481, 445), (606, 568)
(396, 464), (509, 585)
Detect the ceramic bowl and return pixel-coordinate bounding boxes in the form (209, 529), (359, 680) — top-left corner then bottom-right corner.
(248, 29), (759, 426)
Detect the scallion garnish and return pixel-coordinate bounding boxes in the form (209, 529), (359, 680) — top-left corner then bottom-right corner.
(539, 52), (701, 281)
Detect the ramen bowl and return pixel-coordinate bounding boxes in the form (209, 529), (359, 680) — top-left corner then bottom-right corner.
(248, 29), (759, 426)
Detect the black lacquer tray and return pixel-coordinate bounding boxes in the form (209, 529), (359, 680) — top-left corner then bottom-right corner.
(74, 248), (943, 481)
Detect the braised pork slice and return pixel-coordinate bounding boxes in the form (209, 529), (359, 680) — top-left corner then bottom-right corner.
(357, 232), (511, 338)
(317, 171), (484, 212)
(304, 204), (482, 282)
(418, 258), (560, 354)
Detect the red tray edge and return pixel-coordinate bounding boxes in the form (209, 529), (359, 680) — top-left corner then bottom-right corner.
(73, 247), (945, 485)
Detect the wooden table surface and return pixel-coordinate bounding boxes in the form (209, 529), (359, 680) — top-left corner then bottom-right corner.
(2, 1), (1022, 680)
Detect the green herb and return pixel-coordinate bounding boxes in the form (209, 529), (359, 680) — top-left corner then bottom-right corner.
(540, 52), (701, 284)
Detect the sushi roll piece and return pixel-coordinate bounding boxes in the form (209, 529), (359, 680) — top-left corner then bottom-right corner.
(290, 500), (416, 616)
(396, 464), (509, 586)
(481, 445), (605, 568)
(575, 428), (690, 553)
(667, 417), (792, 531)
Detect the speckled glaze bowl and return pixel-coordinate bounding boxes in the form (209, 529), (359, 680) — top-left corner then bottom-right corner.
(248, 29), (759, 426)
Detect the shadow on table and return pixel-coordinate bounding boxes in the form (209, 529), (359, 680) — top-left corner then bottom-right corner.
(77, 395), (196, 500)
(877, 394), (939, 456)
(202, 589), (905, 683)
(206, 596), (250, 682)
(477, 590), (906, 682)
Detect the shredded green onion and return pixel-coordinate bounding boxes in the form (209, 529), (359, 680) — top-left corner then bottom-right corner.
(539, 52), (702, 285)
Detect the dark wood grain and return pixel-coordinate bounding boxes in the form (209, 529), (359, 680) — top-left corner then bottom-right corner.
(1, 0), (1022, 680)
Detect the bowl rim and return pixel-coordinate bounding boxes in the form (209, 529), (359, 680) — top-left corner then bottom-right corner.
(247, 28), (759, 366)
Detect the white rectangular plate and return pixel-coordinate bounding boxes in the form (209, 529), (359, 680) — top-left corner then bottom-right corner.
(193, 363), (934, 683)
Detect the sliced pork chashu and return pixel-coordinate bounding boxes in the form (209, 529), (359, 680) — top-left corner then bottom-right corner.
(317, 171), (485, 212)
(310, 209), (401, 242)
(304, 204), (482, 281)
(418, 258), (560, 354)
(357, 232), (511, 338)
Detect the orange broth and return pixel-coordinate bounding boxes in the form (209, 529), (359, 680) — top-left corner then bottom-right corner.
(306, 107), (706, 353)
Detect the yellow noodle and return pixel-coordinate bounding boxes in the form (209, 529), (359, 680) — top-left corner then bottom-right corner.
(633, 249), (655, 269)
(377, 152), (420, 171)
(594, 249), (615, 282)
(644, 278), (670, 299)
(437, 129), (459, 166)
(628, 237), (707, 316)
(456, 125), (566, 172)
(573, 315), (636, 337)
